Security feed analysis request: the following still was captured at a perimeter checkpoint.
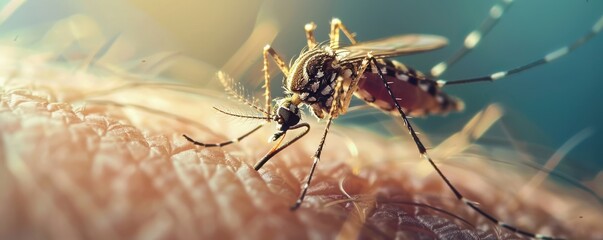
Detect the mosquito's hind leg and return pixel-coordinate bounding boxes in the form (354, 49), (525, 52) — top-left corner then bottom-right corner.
(262, 45), (290, 117)
(329, 18), (357, 49)
(432, 4), (603, 86)
(437, 14), (603, 87)
(370, 57), (561, 240)
(430, 0), (514, 78)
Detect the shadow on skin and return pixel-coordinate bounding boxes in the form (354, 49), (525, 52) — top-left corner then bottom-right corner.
(1, 44), (603, 240)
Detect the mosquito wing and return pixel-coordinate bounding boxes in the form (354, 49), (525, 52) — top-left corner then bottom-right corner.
(337, 34), (448, 63)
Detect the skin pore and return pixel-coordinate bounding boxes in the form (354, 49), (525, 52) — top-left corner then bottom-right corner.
(1, 45), (603, 240)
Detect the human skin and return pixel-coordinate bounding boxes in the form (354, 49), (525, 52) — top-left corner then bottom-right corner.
(1, 47), (602, 240)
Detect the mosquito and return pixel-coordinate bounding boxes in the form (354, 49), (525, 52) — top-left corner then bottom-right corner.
(183, 1), (603, 238)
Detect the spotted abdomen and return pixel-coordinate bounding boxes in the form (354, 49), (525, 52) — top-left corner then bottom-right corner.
(355, 59), (464, 116)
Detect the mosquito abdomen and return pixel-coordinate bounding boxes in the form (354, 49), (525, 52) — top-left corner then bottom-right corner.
(356, 59), (464, 116)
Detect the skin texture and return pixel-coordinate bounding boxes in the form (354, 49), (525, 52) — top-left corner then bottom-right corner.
(1, 46), (603, 240)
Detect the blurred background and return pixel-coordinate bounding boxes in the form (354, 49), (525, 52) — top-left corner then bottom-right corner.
(1, 0), (601, 182)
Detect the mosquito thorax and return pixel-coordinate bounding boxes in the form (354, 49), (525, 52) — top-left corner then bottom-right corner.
(270, 97), (302, 141)
(285, 47), (345, 118)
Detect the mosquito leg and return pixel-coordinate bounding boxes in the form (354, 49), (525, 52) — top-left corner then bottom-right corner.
(430, 0), (514, 78)
(305, 22), (318, 49)
(290, 118), (333, 210)
(370, 57), (561, 240)
(437, 15), (603, 87)
(340, 58), (370, 114)
(329, 18), (358, 49)
(291, 77), (344, 210)
(253, 123), (310, 170)
(183, 124), (265, 148)
(263, 45), (290, 117)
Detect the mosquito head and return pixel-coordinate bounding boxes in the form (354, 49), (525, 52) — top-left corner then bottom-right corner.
(270, 96), (302, 141)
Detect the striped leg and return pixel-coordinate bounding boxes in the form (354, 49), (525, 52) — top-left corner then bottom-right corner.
(437, 15), (603, 87)
(370, 57), (562, 240)
(289, 117), (334, 210)
(291, 75), (345, 210)
(430, 0), (515, 77)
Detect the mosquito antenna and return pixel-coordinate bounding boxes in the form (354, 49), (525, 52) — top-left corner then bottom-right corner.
(183, 124), (265, 148)
(437, 15), (603, 87)
(370, 57), (562, 240)
(182, 107), (272, 148)
(217, 72), (270, 115)
(212, 106), (273, 121)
